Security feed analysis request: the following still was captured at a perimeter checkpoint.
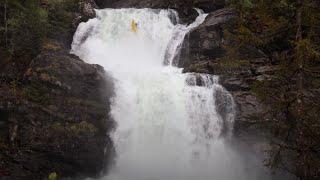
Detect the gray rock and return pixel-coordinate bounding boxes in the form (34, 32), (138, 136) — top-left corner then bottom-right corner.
(81, 0), (97, 19)
(220, 77), (250, 91)
(179, 7), (277, 146)
(231, 91), (266, 135)
(256, 66), (278, 75)
(73, 0), (98, 28)
(178, 8), (237, 67)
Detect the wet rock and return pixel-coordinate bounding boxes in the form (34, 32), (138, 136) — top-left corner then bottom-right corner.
(215, 86), (235, 137)
(81, 0), (97, 19)
(180, 7), (279, 144)
(178, 8), (237, 67)
(256, 66), (278, 75)
(201, 8), (237, 26)
(184, 59), (272, 139)
(231, 91), (267, 137)
(220, 77), (250, 91)
(73, 0), (98, 28)
(0, 42), (115, 180)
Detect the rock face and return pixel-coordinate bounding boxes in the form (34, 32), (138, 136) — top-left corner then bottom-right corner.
(0, 1), (115, 179)
(0, 41), (114, 179)
(181, 8), (274, 139)
(178, 8), (237, 67)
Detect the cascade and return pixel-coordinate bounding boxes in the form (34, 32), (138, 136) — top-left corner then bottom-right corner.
(72, 8), (269, 180)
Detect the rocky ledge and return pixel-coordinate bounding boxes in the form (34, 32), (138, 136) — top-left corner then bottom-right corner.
(180, 8), (275, 143)
(0, 40), (114, 179)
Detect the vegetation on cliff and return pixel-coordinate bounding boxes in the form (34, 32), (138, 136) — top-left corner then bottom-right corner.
(225, 0), (320, 179)
(0, 0), (82, 65)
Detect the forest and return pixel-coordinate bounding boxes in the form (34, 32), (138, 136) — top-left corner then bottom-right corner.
(226, 0), (320, 179)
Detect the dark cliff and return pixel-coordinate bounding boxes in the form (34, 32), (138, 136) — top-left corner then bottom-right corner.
(0, 40), (114, 179)
(0, 0), (115, 179)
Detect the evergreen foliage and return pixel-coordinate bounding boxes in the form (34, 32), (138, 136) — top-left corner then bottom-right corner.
(0, 0), (80, 59)
(226, 0), (320, 179)
(0, 0), (47, 56)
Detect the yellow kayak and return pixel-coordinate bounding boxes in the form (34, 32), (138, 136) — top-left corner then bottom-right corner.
(131, 20), (138, 33)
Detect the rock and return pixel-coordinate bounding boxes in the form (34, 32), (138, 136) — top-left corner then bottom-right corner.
(249, 57), (269, 65)
(220, 77), (250, 91)
(0, 42), (115, 180)
(94, 0), (117, 8)
(178, 8), (237, 67)
(201, 8), (237, 26)
(81, 0), (97, 19)
(180, 6), (281, 147)
(231, 91), (267, 137)
(215, 86), (236, 137)
(256, 66), (278, 75)
(73, 0), (98, 29)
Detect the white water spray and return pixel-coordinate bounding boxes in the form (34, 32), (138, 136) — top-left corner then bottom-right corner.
(72, 8), (270, 180)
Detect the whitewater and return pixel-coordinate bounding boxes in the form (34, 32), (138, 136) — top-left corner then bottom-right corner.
(72, 8), (272, 180)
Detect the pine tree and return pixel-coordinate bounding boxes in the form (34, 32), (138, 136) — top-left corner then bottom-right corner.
(226, 0), (320, 179)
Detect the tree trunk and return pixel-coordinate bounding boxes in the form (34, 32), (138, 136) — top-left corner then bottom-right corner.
(4, 0), (8, 48)
(295, 0), (305, 179)
(296, 0), (303, 114)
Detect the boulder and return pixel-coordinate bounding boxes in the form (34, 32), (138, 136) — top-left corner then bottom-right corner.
(73, 0), (98, 32)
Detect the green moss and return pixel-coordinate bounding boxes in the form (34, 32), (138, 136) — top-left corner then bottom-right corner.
(69, 121), (97, 136)
(251, 80), (269, 101)
(42, 39), (62, 51)
(51, 121), (97, 137)
(51, 122), (65, 133)
(218, 59), (251, 68)
(48, 172), (58, 180)
(22, 83), (50, 105)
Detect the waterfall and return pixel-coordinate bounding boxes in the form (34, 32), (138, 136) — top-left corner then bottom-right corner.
(71, 8), (269, 180)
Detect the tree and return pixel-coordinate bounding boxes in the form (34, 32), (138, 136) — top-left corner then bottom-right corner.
(225, 0), (320, 179)
(4, 0), (7, 48)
